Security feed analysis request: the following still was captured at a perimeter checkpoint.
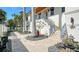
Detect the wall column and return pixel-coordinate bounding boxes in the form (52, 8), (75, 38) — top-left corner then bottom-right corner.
(48, 8), (51, 17)
(32, 7), (36, 36)
(23, 7), (26, 32)
(59, 13), (62, 30)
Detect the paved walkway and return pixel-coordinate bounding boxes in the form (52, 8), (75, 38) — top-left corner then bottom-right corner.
(11, 30), (62, 52)
(8, 32), (29, 52)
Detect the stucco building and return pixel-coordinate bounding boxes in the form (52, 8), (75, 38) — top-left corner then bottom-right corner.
(61, 7), (79, 41)
(27, 7), (65, 36)
(23, 7), (79, 42)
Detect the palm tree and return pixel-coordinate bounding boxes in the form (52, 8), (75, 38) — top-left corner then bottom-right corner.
(20, 9), (28, 32)
(0, 9), (7, 23)
(12, 13), (22, 31)
(12, 9), (28, 32)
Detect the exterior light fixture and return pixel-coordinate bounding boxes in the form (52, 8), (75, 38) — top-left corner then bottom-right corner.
(70, 17), (75, 29)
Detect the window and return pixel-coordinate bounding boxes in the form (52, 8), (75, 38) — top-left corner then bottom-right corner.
(62, 7), (65, 12)
(38, 13), (41, 19)
(71, 17), (74, 24)
(46, 12), (48, 19)
(46, 12), (48, 17)
(50, 7), (54, 15)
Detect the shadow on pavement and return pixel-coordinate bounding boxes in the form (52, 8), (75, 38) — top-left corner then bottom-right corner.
(26, 35), (48, 41)
(11, 39), (29, 52)
(48, 45), (60, 52)
(6, 39), (12, 52)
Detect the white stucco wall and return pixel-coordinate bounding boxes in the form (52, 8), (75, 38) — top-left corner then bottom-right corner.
(54, 7), (62, 15)
(3, 24), (7, 33)
(65, 7), (79, 13)
(29, 22), (32, 32)
(28, 16), (31, 21)
(48, 7), (62, 27)
(65, 10), (79, 41)
(0, 24), (7, 38)
(48, 14), (59, 27)
(61, 13), (65, 27)
(61, 13), (66, 39)
(28, 15), (32, 32)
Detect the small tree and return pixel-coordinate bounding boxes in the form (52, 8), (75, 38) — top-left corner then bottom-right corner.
(8, 19), (14, 31)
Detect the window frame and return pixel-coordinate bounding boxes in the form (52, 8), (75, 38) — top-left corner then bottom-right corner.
(50, 7), (54, 15)
(62, 7), (65, 13)
(38, 13), (41, 19)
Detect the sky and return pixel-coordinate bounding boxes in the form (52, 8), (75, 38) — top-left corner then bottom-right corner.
(0, 7), (31, 20)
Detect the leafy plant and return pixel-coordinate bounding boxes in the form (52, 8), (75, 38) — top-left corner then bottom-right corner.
(0, 9), (7, 21)
(63, 38), (74, 46)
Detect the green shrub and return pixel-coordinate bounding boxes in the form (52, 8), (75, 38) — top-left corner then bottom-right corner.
(63, 38), (74, 46)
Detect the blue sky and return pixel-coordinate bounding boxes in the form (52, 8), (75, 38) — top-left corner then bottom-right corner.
(0, 7), (31, 20)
